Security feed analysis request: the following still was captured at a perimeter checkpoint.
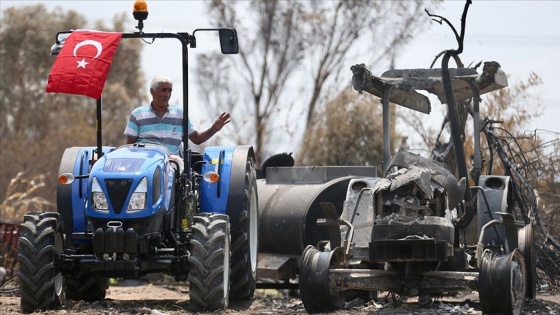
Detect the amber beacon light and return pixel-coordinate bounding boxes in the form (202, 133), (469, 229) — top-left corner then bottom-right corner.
(133, 0), (149, 32)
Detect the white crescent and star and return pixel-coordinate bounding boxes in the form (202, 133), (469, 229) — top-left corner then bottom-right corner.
(73, 39), (103, 69)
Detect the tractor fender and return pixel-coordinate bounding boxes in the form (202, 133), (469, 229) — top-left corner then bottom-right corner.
(57, 146), (115, 242)
(200, 145), (255, 220)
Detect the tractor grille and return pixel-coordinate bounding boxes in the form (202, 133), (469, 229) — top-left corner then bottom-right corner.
(93, 227), (138, 257)
(105, 179), (133, 214)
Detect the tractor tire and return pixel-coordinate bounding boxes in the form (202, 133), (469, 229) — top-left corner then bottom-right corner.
(64, 271), (108, 302)
(188, 213), (230, 312)
(518, 223), (537, 300)
(229, 153), (258, 300)
(17, 212), (64, 313)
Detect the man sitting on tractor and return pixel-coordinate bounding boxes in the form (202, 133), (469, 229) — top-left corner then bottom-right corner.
(124, 75), (230, 155)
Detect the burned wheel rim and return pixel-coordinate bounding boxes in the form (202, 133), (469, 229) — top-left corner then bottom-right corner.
(299, 245), (345, 314)
(479, 249), (526, 315)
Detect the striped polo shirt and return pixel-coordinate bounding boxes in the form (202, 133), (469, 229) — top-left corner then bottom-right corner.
(124, 104), (195, 155)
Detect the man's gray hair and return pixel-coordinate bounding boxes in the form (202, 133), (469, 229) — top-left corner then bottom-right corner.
(150, 76), (173, 90)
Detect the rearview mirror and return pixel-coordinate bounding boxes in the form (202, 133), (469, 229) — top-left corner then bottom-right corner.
(218, 28), (239, 54)
(50, 32), (70, 55)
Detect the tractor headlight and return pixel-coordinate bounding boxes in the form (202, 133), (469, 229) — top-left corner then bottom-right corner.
(92, 177), (109, 213)
(127, 177), (147, 212)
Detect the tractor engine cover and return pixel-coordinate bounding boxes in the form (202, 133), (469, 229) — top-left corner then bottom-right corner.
(86, 145), (176, 233)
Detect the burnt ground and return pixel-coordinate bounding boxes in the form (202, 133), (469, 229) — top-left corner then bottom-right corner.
(0, 280), (559, 315)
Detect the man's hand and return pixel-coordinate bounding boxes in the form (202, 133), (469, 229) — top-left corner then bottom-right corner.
(211, 112), (231, 132)
(189, 112), (231, 145)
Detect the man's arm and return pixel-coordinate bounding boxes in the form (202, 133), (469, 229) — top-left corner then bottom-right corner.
(189, 129), (216, 145)
(124, 112), (139, 145)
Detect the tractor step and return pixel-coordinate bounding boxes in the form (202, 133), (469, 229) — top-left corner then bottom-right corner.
(257, 254), (297, 281)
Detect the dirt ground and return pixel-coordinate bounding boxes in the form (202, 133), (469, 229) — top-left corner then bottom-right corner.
(1, 281), (559, 315)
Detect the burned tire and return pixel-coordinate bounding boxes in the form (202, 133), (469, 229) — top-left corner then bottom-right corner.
(299, 245), (346, 314)
(227, 147), (258, 300)
(188, 213), (230, 312)
(65, 271), (108, 302)
(17, 212), (64, 313)
(479, 249), (526, 315)
(518, 223), (537, 299)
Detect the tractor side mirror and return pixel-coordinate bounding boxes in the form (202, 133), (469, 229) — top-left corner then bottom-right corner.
(218, 28), (239, 54)
(50, 32), (70, 56)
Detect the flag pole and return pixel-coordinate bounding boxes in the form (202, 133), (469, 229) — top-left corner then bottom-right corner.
(96, 98), (103, 160)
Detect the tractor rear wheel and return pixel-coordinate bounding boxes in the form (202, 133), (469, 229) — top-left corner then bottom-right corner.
(18, 212), (64, 313)
(65, 270), (108, 302)
(299, 245), (346, 313)
(228, 147), (258, 300)
(188, 213), (230, 312)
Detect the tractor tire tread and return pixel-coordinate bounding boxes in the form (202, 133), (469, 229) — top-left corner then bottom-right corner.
(188, 214), (230, 312)
(17, 212), (63, 313)
(229, 157), (258, 300)
(65, 272), (108, 302)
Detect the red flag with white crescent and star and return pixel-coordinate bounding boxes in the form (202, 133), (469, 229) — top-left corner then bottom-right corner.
(46, 30), (122, 100)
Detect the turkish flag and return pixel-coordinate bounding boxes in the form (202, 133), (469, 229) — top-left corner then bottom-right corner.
(46, 31), (122, 100)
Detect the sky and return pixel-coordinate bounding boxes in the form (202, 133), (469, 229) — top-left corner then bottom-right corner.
(2, 0), (559, 152)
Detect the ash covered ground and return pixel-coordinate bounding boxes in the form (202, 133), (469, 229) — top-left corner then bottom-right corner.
(1, 280), (559, 315)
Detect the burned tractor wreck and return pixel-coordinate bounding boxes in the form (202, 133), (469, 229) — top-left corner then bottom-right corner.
(297, 3), (537, 314)
(298, 52), (534, 315)
(252, 2), (553, 314)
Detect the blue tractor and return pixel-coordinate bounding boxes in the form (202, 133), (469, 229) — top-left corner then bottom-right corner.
(17, 2), (258, 313)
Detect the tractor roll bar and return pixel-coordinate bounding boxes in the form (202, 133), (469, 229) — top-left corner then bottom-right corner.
(52, 28), (238, 187)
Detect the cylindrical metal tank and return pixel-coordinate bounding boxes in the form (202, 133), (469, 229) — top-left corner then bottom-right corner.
(257, 173), (359, 255)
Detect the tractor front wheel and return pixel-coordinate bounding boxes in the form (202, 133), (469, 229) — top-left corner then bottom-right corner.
(18, 212), (64, 313)
(229, 152), (258, 300)
(188, 213), (230, 312)
(65, 270), (108, 302)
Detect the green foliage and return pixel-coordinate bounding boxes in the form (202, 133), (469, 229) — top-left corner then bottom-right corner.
(0, 4), (147, 205)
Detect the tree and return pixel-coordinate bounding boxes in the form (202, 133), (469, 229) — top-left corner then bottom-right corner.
(297, 86), (404, 171)
(0, 4), (147, 206)
(195, 0), (442, 165)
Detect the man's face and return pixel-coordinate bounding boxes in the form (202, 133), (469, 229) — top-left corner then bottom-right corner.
(150, 82), (172, 109)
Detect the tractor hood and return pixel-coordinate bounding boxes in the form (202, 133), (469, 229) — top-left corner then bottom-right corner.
(97, 145), (170, 173)
(86, 144), (175, 222)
